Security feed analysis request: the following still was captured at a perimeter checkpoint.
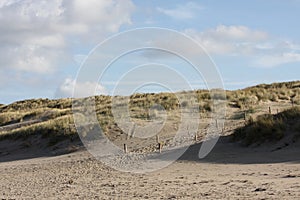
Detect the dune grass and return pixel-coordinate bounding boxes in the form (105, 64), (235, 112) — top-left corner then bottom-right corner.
(0, 115), (78, 146)
(0, 81), (299, 143)
(232, 106), (300, 146)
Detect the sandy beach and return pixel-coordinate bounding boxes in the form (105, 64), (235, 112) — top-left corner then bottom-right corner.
(1, 135), (300, 199)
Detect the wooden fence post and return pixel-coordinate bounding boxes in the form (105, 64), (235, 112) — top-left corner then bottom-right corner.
(158, 142), (163, 153)
(124, 144), (128, 153)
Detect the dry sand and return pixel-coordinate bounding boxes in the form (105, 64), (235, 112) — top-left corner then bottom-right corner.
(1, 136), (300, 200)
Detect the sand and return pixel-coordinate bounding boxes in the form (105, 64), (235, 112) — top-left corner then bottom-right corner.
(1, 137), (300, 200)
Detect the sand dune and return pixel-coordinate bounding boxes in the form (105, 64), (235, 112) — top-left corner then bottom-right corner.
(0, 81), (299, 199)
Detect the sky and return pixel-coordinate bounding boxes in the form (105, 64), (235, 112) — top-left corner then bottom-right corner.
(0, 0), (300, 104)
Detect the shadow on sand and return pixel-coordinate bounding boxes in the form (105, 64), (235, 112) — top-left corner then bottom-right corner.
(1, 135), (299, 164)
(0, 139), (82, 163)
(157, 135), (300, 164)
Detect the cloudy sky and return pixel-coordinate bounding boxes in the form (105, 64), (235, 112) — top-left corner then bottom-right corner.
(1, 0), (300, 104)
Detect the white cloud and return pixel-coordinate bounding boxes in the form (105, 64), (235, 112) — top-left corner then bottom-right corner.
(256, 52), (300, 67)
(157, 2), (203, 20)
(184, 25), (269, 55)
(56, 78), (107, 98)
(133, 25), (269, 62)
(212, 25), (268, 42)
(184, 25), (300, 67)
(61, 0), (134, 34)
(0, 44), (64, 73)
(138, 25), (300, 68)
(0, 0), (135, 74)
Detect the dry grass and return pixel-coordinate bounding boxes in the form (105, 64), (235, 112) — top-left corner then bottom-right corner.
(232, 106), (300, 146)
(0, 115), (77, 146)
(0, 80), (299, 142)
(226, 81), (299, 108)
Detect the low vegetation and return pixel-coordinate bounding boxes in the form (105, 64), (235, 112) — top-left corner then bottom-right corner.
(232, 106), (300, 146)
(0, 115), (78, 146)
(0, 81), (299, 144)
(226, 81), (299, 109)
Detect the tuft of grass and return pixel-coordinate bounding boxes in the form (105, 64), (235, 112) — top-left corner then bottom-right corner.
(232, 114), (285, 146)
(232, 107), (300, 146)
(277, 106), (300, 120)
(201, 102), (212, 112)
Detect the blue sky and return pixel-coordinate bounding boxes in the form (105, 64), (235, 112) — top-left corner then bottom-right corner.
(0, 0), (299, 104)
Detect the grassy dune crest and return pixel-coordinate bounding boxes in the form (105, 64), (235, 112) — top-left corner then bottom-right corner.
(0, 81), (299, 144)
